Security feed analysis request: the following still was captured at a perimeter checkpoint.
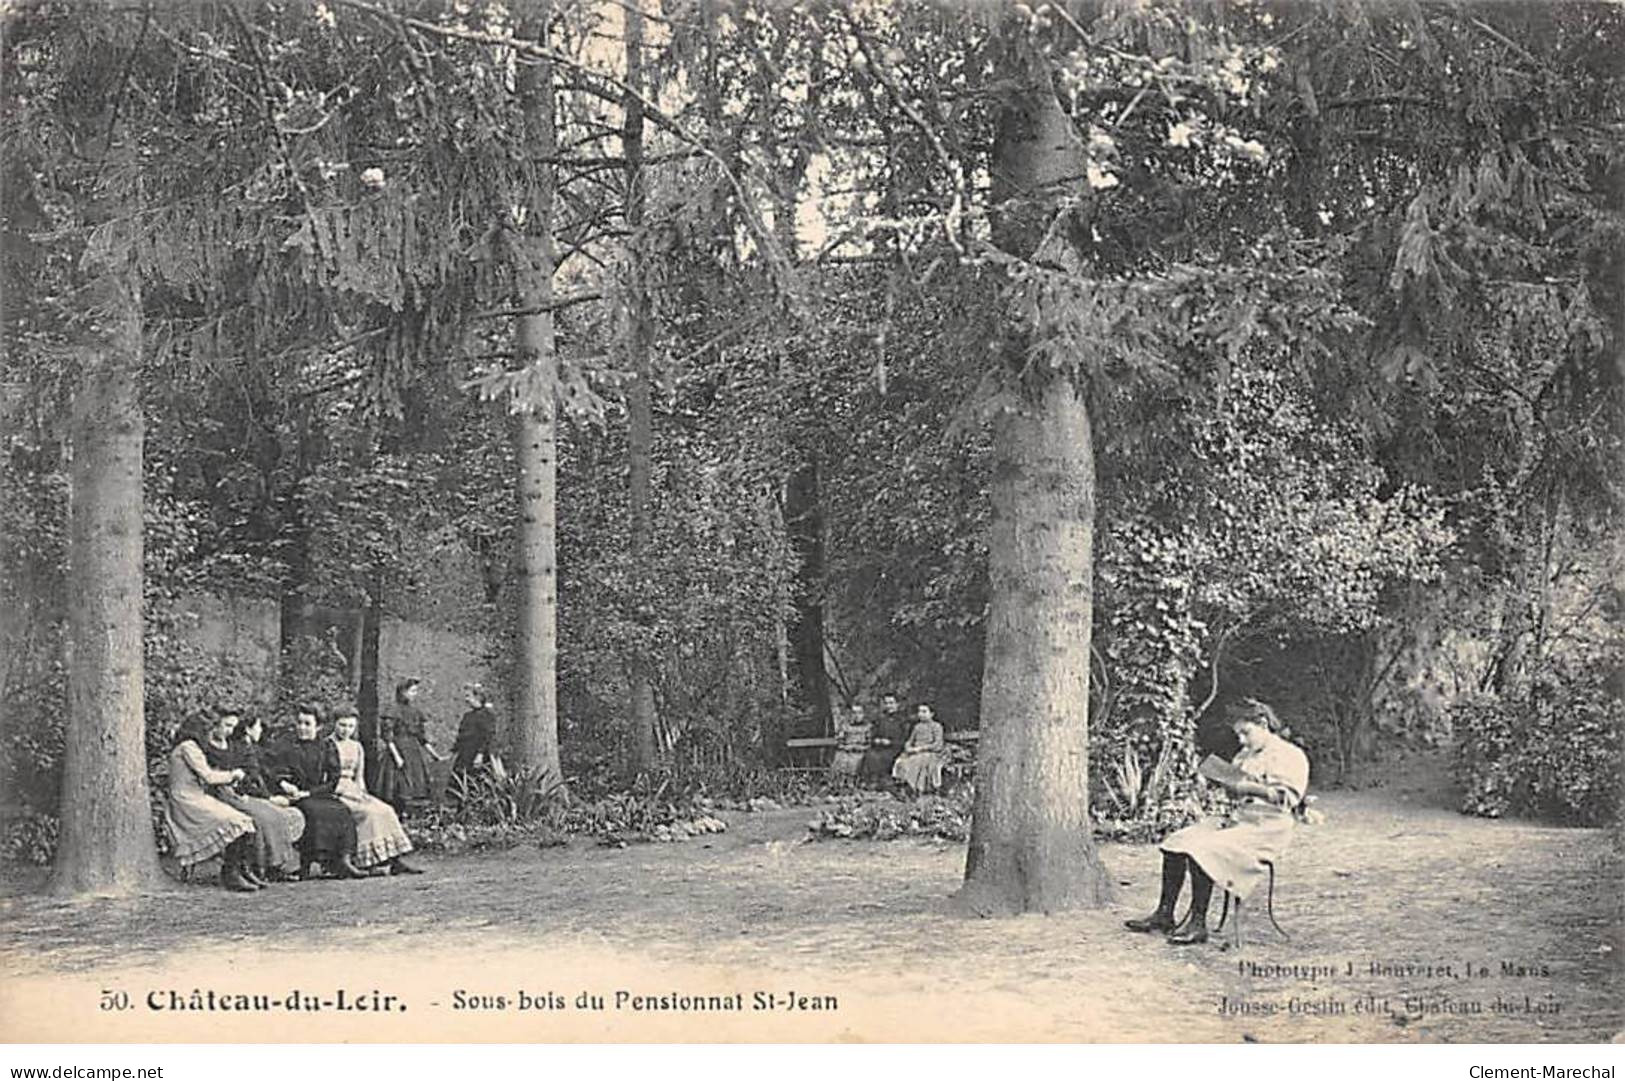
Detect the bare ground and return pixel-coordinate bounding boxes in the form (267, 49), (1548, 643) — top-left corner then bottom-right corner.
(1, 757), (1619, 1044)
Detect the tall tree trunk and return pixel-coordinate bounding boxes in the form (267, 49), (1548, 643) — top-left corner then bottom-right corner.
(509, 10), (562, 783)
(50, 267), (163, 897)
(623, 0), (660, 773)
(958, 62), (1113, 915)
(358, 580), (383, 743)
(765, 23), (832, 740)
(277, 411), (319, 654)
(785, 456), (832, 735)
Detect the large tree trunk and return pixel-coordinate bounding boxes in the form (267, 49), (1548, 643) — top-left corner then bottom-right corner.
(958, 60), (1113, 915)
(50, 268), (164, 897)
(509, 11), (562, 783)
(623, 0), (660, 774)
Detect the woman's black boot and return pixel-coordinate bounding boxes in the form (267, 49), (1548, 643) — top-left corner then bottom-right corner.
(1125, 852), (1186, 933)
(220, 842), (259, 893)
(1168, 862), (1214, 945)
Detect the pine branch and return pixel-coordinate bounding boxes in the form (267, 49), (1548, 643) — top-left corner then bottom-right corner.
(330, 0), (800, 304)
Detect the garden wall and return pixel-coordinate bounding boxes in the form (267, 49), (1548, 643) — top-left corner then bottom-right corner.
(174, 591), (497, 742)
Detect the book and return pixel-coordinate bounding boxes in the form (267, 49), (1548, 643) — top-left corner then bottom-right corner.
(1198, 754), (1248, 786)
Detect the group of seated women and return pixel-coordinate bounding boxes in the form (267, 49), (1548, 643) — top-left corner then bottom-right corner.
(829, 695), (950, 795)
(164, 702), (423, 892)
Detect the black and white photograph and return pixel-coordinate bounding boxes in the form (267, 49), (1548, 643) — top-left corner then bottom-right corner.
(1, 0), (1622, 1052)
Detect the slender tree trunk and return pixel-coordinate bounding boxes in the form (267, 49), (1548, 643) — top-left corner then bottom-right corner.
(785, 456), (832, 735)
(766, 26), (832, 740)
(623, 0), (660, 773)
(509, 10), (562, 783)
(277, 414), (318, 654)
(358, 581), (383, 741)
(50, 267), (163, 897)
(958, 61), (1113, 915)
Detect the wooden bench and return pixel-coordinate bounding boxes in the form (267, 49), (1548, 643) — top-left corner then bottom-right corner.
(784, 736), (838, 770)
(783, 732), (979, 771)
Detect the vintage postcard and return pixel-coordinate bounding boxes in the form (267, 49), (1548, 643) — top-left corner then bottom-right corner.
(2, 0), (1621, 1049)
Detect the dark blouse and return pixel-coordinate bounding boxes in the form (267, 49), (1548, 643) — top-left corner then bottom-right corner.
(872, 710), (909, 748)
(276, 738), (343, 797)
(452, 707), (495, 758)
(395, 703), (430, 744)
(204, 738), (277, 798)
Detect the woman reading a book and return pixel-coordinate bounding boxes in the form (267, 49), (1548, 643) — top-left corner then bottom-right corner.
(1124, 699), (1309, 946)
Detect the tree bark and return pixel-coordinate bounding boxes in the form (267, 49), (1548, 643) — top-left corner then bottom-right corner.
(785, 456), (833, 735)
(357, 581), (383, 742)
(958, 59), (1114, 915)
(765, 20), (832, 741)
(50, 267), (164, 897)
(623, 0), (660, 773)
(509, 10), (562, 783)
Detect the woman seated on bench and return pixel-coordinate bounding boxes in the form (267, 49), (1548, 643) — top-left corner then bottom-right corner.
(163, 717), (258, 892)
(829, 703), (871, 780)
(329, 704), (423, 876)
(892, 703), (947, 794)
(1124, 698), (1309, 945)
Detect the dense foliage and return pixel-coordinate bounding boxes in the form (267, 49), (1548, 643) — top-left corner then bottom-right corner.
(2, 0), (1621, 870)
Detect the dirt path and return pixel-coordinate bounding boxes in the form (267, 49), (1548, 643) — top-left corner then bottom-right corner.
(1, 777), (1619, 1044)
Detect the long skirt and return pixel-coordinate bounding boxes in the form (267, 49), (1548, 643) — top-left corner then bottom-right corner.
(829, 749), (865, 779)
(859, 746), (901, 782)
(892, 750), (945, 793)
(294, 795), (358, 866)
(338, 790), (414, 868)
(219, 792), (305, 874)
(392, 737), (432, 803)
(1161, 801), (1296, 901)
(166, 794), (254, 869)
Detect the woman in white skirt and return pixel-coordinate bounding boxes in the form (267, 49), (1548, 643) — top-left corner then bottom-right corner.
(329, 705), (423, 875)
(1124, 699), (1309, 946)
(164, 719), (258, 892)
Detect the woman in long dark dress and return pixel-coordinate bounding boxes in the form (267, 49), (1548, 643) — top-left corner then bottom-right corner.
(450, 684), (497, 779)
(202, 707), (304, 884)
(274, 706), (366, 879)
(379, 679), (444, 814)
(860, 694), (909, 782)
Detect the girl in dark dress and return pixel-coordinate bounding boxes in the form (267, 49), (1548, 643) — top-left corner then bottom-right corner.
(380, 678), (444, 814)
(275, 706), (367, 879)
(451, 684), (497, 779)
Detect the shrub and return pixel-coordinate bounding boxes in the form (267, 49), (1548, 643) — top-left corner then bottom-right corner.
(409, 764), (734, 853)
(1454, 657), (1623, 827)
(807, 789), (974, 842)
(2, 809), (59, 866)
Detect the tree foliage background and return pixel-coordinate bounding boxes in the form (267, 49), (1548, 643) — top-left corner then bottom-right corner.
(2, 0), (1621, 867)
